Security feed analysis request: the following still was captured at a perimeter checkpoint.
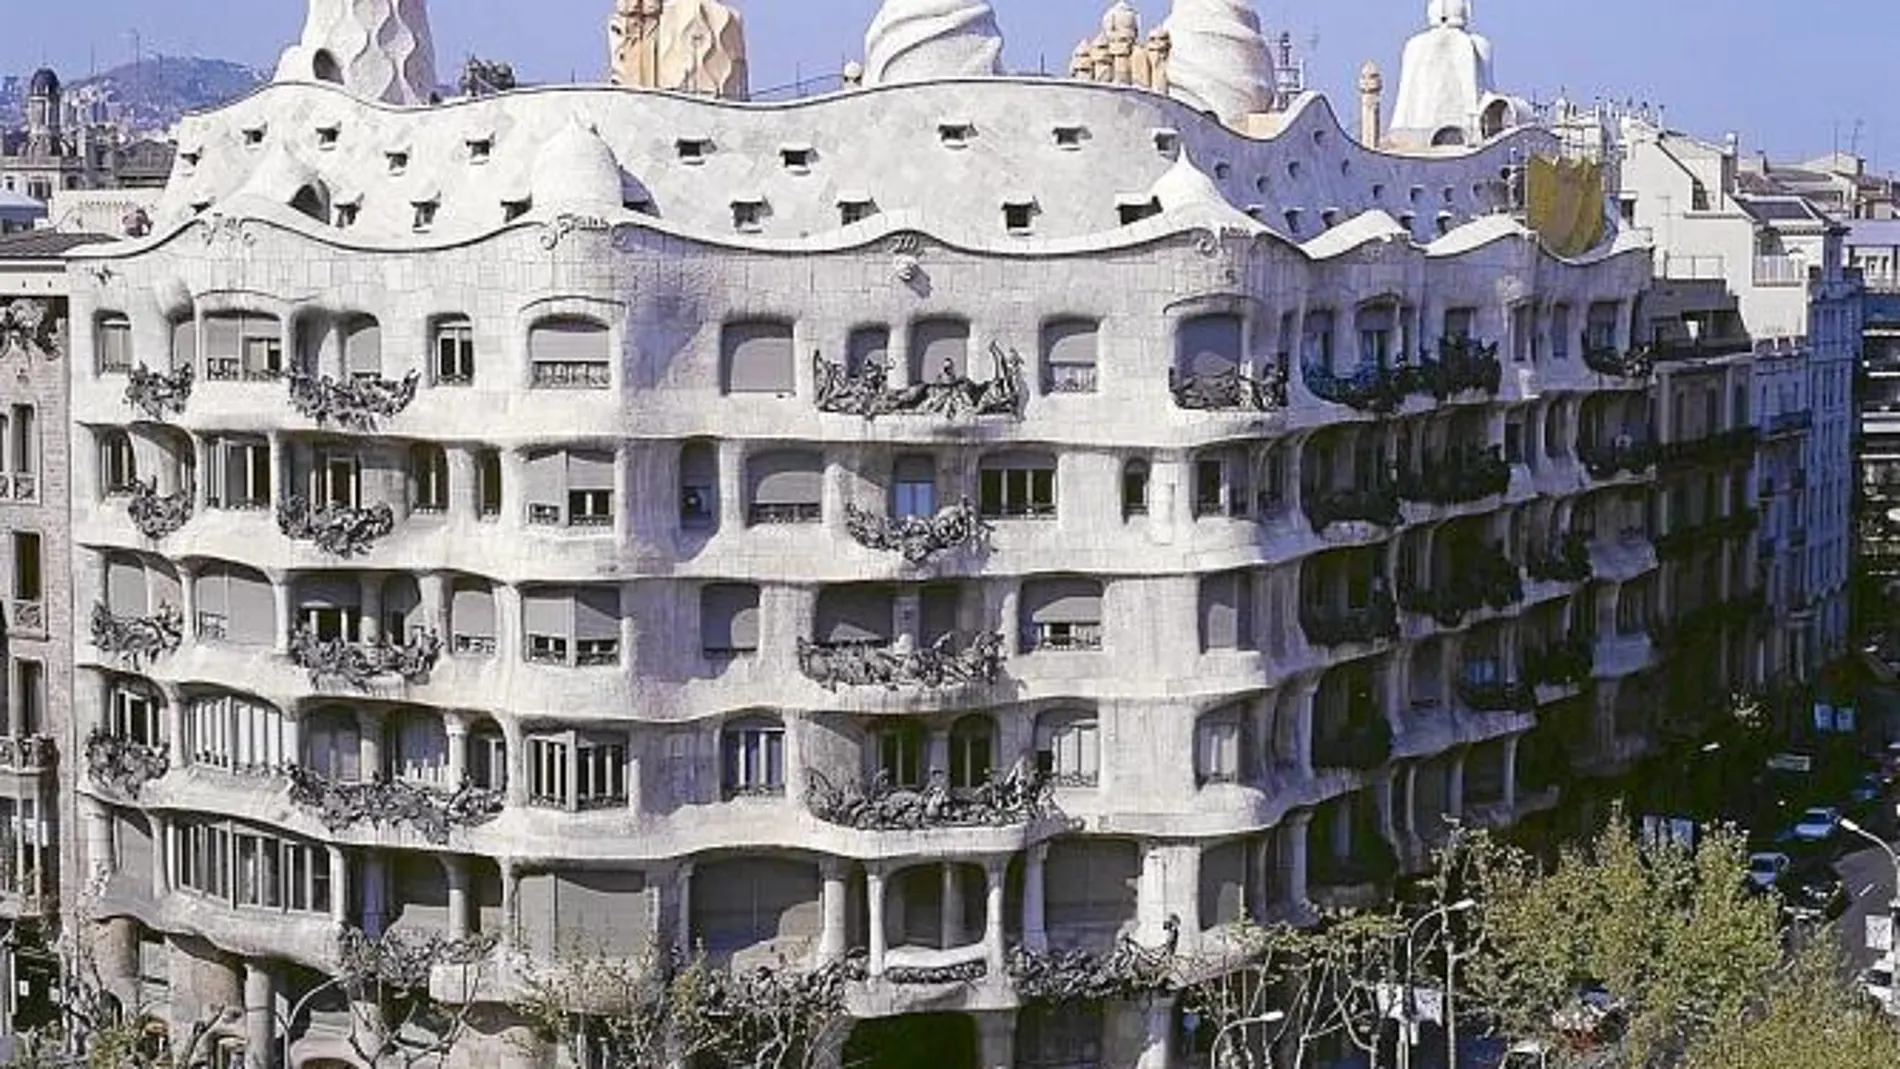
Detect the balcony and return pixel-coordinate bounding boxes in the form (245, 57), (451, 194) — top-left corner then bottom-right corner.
(1413, 336), (1505, 401)
(277, 495), (397, 557)
(286, 767), (503, 845)
(1581, 343), (1654, 382)
(1654, 510), (1760, 561)
(288, 369), (421, 432)
(6, 600), (45, 637)
(1302, 361), (1409, 414)
(805, 765), (1057, 831)
(1657, 427), (1759, 469)
(1579, 439), (1657, 480)
(90, 602), (185, 668)
(1457, 679), (1534, 713)
(124, 364), (194, 420)
(1301, 595), (1399, 648)
(1305, 483), (1402, 533)
(126, 477), (193, 539)
(0, 736), (55, 774)
(844, 501), (993, 565)
(0, 472), (37, 501)
(1525, 534), (1593, 584)
(1398, 546), (1523, 627)
(288, 627), (444, 690)
(84, 730), (169, 800)
(795, 633), (1005, 691)
(1752, 255), (1808, 288)
(1394, 445), (1510, 507)
(1526, 638), (1595, 691)
(1767, 409), (1814, 438)
(1169, 364), (1288, 412)
(1313, 716), (1394, 772)
(1310, 837), (1399, 907)
(1648, 594), (1767, 652)
(813, 346), (1026, 420)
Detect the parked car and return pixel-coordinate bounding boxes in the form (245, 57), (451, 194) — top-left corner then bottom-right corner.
(1862, 959), (1896, 1013)
(1745, 851), (1790, 890)
(1850, 772), (1888, 807)
(1775, 861), (1848, 922)
(1788, 806), (1843, 842)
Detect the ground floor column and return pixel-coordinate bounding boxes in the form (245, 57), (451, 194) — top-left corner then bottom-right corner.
(1022, 845), (1048, 953)
(866, 866), (888, 976)
(983, 860), (1007, 975)
(245, 959), (275, 1069)
(818, 860), (849, 963)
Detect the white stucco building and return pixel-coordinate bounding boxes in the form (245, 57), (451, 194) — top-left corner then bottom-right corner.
(52, 2), (1659, 1067)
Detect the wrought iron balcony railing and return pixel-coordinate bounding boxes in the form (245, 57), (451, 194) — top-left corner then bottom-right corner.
(844, 500), (992, 565)
(1657, 427), (1760, 469)
(1582, 338), (1655, 380)
(1398, 545), (1524, 627)
(85, 730), (169, 799)
(288, 627), (444, 690)
(796, 633), (1005, 691)
(1525, 533), (1594, 584)
(1394, 445), (1510, 506)
(1169, 364), (1288, 412)
(277, 495), (397, 557)
(804, 765), (1059, 831)
(1312, 716), (1394, 772)
(1300, 594), (1400, 648)
(90, 602), (184, 668)
(0, 735), (54, 772)
(1525, 638), (1595, 690)
(1653, 510), (1760, 561)
(814, 345), (1026, 420)
(287, 767), (503, 845)
(124, 364), (194, 420)
(1579, 439), (1657, 480)
(126, 477), (193, 539)
(288, 369), (421, 431)
(1304, 483), (1403, 532)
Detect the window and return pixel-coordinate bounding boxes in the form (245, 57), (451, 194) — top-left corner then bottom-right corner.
(175, 818), (329, 915)
(680, 441), (718, 529)
(815, 585), (896, 648)
(299, 576), (362, 643)
(469, 723), (507, 791)
(1042, 319), (1100, 394)
(910, 318), (972, 384)
(433, 317), (475, 384)
(846, 326), (890, 379)
(98, 315), (133, 372)
(100, 431), (138, 495)
(108, 683), (164, 744)
(523, 586), (622, 667)
(979, 453), (1056, 519)
(1505, 420), (1525, 464)
(1196, 711), (1243, 785)
(949, 716), (995, 790)
(302, 710), (361, 781)
(1551, 305), (1572, 358)
(838, 195), (878, 226)
(525, 450), (616, 529)
(779, 145), (814, 171)
(389, 715), (450, 785)
(1053, 124), (1087, 149)
(14, 662), (42, 734)
(187, 694), (289, 771)
(701, 583), (761, 658)
(412, 199), (438, 231)
(450, 579), (498, 657)
(1118, 197), (1162, 225)
(169, 318), (197, 371)
(1357, 305), (1395, 370)
(310, 448), (361, 509)
(731, 198), (765, 232)
(747, 451), (824, 525)
(477, 449), (502, 519)
(1584, 302), (1618, 352)
(193, 563), (274, 645)
(1021, 577), (1104, 652)
(676, 137), (713, 162)
(203, 313), (281, 382)
(529, 318), (611, 390)
(892, 455), (937, 519)
(529, 731), (627, 810)
(12, 531), (42, 609)
(1122, 459), (1151, 518)
(939, 122), (975, 147)
(721, 320), (796, 395)
(1035, 709), (1101, 787)
(875, 721), (927, 789)
(204, 437), (270, 510)
(1004, 200), (1036, 233)
(1199, 571), (1256, 651)
(1194, 450), (1252, 518)
(722, 718), (785, 796)
(405, 445), (449, 514)
(7, 403), (37, 486)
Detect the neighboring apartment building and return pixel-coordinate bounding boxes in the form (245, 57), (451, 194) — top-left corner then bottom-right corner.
(52, 1), (1658, 1067)
(0, 68), (175, 211)
(0, 228), (107, 1039)
(1615, 116), (1854, 680)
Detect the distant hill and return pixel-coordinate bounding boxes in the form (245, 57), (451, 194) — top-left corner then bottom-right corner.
(2, 55), (265, 135)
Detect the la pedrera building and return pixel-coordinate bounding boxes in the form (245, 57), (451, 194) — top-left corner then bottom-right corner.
(55, 0), (1662, 1066)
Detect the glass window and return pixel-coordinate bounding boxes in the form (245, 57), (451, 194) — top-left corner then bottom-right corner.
(892, 455), (936, 519)
(97, 315), (133, 372)
(1035, 710), (1101, 787)
(1122, 459), (1150, 519)
(721, 320), (796, 395)
(978, 453), (1057, 519)
(722, 719), (785, 796)
(949, 716), (995, 790)
(434, 317), (475, 385)
(411, 445), (449, 513)
(875, 721), (927, 789)
(100, 431), (138, 495)
(529, 318), (611, 390)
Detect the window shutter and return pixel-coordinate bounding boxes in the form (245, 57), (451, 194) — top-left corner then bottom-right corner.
(702, 584), (760, 651)
(721, 321), (796, 394)
(912, 318), (972, 382)
(1201, 573), (1251, 651)
(451, 582), (496, 639)
(522, 590), (568, 637)
(816, 586), (894, 644)
(1178, 313), (1243, 377)
(344, 320), (383, 376)
(107, 556), (148, 614)
(749, 452), (823, 505)
(170, 319), (197, 369)
(847, 326), (890, 376)
(524, 452), (565, 514)
(226, 569), (276, 646)
(920, 584), (960, 646)
(1025, 578), (1103, 624)
(1042, 319), (1099, 367)
(574, 586), (620, 641)
(204, 316), (240, 359)
(531, 320), (609, 363)
(195, 569), (230, 622)
(296, 575), (360, 611)
(567, 451), (616, 490)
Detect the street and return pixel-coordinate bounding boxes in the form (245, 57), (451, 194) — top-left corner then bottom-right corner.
(1840, 838), (1897, 971)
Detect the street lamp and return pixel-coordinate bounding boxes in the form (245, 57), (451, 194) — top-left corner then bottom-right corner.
(1207, 1009), (1286, 1069)
(1840, 816), (1900, 1019)
(1398, 898), (1478, 1069)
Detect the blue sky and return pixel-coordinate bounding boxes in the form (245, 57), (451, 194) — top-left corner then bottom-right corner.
(4, 1), (1893, 167)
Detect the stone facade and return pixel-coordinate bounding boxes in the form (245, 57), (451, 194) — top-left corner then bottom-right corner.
(51, 9), (1659, 1069)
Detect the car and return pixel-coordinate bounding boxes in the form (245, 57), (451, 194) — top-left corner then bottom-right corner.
(1863, 959), (1897, 1013)
(1850, 772), (1889, 806)
(1789, 805), (1843, 841)
(1775, 862), (1848, 922)
(1745, 851), (1790, 890)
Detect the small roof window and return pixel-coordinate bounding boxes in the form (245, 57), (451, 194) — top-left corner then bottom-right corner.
(938, 121), (976, 147)
(1053, 124), (1088, 149)
(676, 136), (714, 163)
(779, 143), (815, 172)
(1152, 128), (1180, 156)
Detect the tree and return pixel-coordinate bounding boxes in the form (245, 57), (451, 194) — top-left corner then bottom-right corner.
(330, 928), (495, 1069)
(1680, 939), (1900, 1069)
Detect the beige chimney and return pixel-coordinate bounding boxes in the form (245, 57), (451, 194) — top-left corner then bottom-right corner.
(1358, 60), (1384, 147)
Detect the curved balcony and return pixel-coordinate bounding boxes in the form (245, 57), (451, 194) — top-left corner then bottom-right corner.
(1525, 534), (1594, 584)
(1304, 483), (1402, 533)
(276, 496), (397, 557)
(1398, 549), (1523, 628)
(1526, 638), (1595, 696)
(1312, 717), (1394, 773)
(286, 767), (504, 846)
(1300, 595), (1399, 649)
(795, 633), (1006, 692)
(90, 602), (185, 669)
(287, 369), (420, 431)
(125, 477), (194, 539)
(1394, 446), (1510, 507)
(1169, 364), (1289, 413)
(1582, 342), (1654, 382)
(1456, 679), (1535, 714)
(843, 501), (993, 566)
(1653, 510), (1759, 562)
(1301, 339), (1502, 416)
(85, 730), (169, 801)
(1657, 427), (1760, 470)
(803, 766), (1067, 834)
(813, 347), (1026, 421)
(1648, 594), (1766, 653)
(124, 364), (194, 421)
(1579, 439), (1657, 480)
(288, 627), (444, 691)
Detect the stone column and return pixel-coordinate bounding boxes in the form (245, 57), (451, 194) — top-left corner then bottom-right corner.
(1022, 844), (1049, 953)
(1447, 750), (1467, 822)
(444, 711), (471, 787)
(272, 577), (295, 655)
(818, 860), (849, 963)
(674, 862), (695, 958)
(359, 574), (384, 645)
(418, 570), (449, 636)
(282, 714), (303, 771)
(97, 917), (140, 1010)
(499, 858), (520, 950)
(1292, 682), (1316, 779)
(148, 811), (171, 896)
(167, 698), (188, 771)
(356, 708), (384, 781)
(976, 1011), (1015, 1069)
(442, 855), (471, 940)
(447, 447), (479, 521)
(717, 439), (747, 532)
(1135, 994), (1177, 1069)
(1502, 735), (1520, 812)
(327, 846), (349, 926)
(1374, 770), (1398, 846)
(926, 726), (950, 782)
(941, 863), (965, 949)
(245, 960), (276, 1069)
(501, 716), (529, 809)
(1283, 812), (1311, 911)
(865, 866), (888, 976)
(1403, 764), (1420, 845)
(982, 860), (1007, 975)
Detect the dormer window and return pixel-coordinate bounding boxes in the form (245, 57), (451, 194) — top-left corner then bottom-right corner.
(190, 200), (212, 216)
(1372, 183), (1386, 201)
(1053, 124), (1087, 150)
(837, 192), (877, 226)
(779, 144), (815, 173)
(676, 136), (713, 163)
(179, 148), (202, 170)
(1287, 161), (1302, 179)
(1409, 185), (1424, 203)
(938, 121), (975, 148)
(241, 125), (266, 148)
(315, 124), (340, 149)
(1283, 208), (1303, 234)
(1436, 210), (1455, 236)
(1320, 207), (1340, 229)
(412, 199), (439, 232)
(503, 198), (532, 222)
(1116, 195), (1161, 226)
(386, 151), (410, 175)
(1152, 128), (1180, 157)
(334, 202), (359, 229)
(467, 137), (494, 164)
(624, 197), (654, 215)
(1243, 204), (1267, 221)
(731, 196), (766, 233)
(1002, 195), (1037, 235)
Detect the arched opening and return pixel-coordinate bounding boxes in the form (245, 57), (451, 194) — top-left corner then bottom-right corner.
(1480, 99), (1513, 139)
(289, 183), (328, 223)
(844, 1013), (980, 1069)
(311, 50), (343, 84)
(1430, 126), (1466, 147)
